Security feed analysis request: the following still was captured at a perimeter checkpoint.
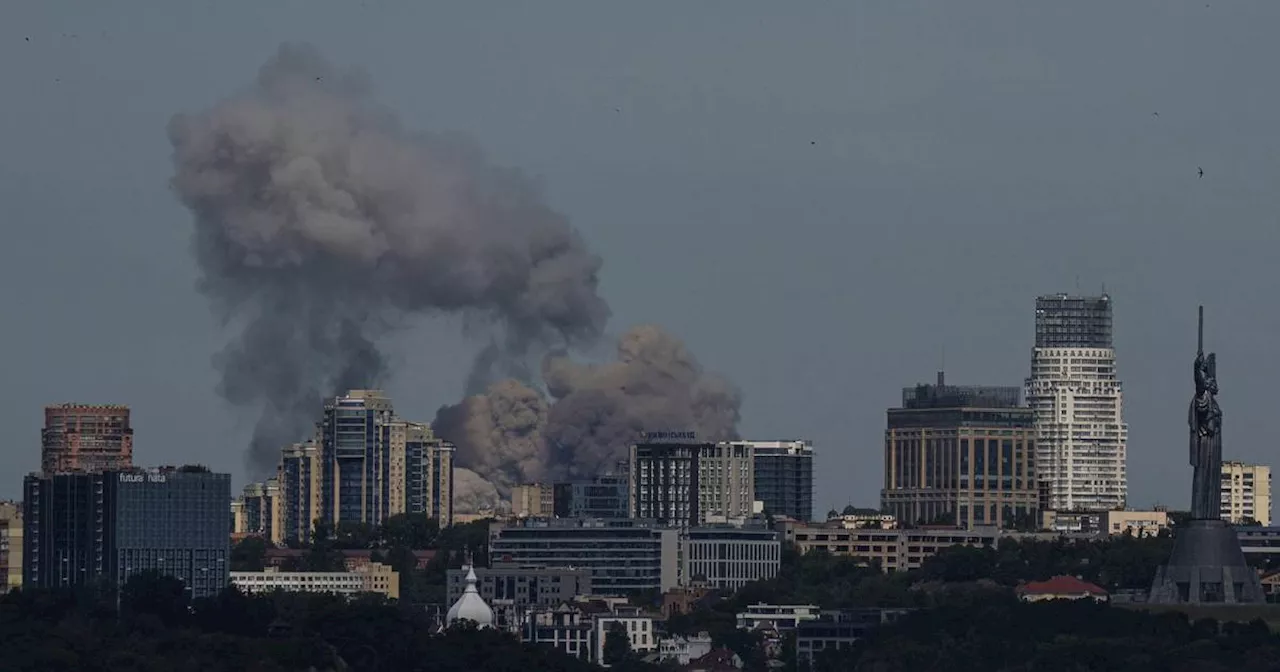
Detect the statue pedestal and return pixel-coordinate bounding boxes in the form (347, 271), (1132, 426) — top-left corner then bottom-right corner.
(1148, 519), (1265, 605)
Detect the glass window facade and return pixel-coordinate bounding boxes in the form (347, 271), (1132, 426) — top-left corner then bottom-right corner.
(24, 468), (230, 599)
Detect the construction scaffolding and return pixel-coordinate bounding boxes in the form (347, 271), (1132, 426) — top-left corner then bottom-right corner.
(1034, 293), (1113, 349)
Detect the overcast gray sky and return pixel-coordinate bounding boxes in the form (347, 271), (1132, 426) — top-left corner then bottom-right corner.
(2, 2), (1278, 513)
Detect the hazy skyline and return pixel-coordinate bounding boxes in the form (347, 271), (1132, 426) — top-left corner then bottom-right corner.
(3, 2), (1279, 513)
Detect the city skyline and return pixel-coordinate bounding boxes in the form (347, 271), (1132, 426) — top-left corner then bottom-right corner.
(5, 3), (1280, 515)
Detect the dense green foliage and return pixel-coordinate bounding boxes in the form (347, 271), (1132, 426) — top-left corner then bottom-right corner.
(0, 572), (602, 672)
(829, 598), (1280, 672)
(917, 534), (1174, 591)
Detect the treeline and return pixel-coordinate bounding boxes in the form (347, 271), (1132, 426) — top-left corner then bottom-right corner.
(829, 598), (1280, 672)
(666, 535), (1184, 667)
(231, 514), (491, 605)
(0, 571), (601, 672)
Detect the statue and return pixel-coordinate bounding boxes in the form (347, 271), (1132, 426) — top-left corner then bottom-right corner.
(1148, 306), (1265, 605)
(1188, 306), (1223, 520)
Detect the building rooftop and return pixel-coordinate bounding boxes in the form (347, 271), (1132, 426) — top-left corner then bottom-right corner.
(1017, 575), (1107, 597)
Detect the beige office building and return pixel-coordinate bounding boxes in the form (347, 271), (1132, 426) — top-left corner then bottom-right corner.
(1221, 461), (1271, 526)
(776, 519), (998, 573)
(511, 483), (554, 518)
(231, 562), (400, 599)
(0, 502), (21, 592)
(881, 373), (1038, 529)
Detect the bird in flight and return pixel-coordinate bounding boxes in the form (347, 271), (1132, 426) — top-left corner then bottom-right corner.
(1152, 112), (1159, 117)
(1198, 167), (1204, 178)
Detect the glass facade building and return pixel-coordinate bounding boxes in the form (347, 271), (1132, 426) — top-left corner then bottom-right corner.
(489, 518), (680, 593)
(24, 467), (230, 599)
(745, 440), (814, 522)
(321, 390), (395, 526)
(553, 474), (629, 519)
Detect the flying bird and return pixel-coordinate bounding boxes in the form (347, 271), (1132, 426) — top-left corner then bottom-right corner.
(1198, 167), (1204, 178)
(1152, 112), (1159, 117)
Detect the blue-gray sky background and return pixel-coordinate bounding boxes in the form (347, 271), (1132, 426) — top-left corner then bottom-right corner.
(2, 1), (1277, 512)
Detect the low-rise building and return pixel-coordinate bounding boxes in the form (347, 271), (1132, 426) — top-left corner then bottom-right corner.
(231, 562), (399, 599)
(656, 632), (713, 666)
(445, 563), (592, 610)
(1016, 575), (1108, 603)
(795, 609), (911, 669)
(593, 611), (657, 667)
(1104, 510), (1170, 537)
(489, 518), (680, 593)
(735, 603), (821, 631)
(681, 525), (780, 590)
(523, 603), (592, 659)
(777, 520), (998, 572)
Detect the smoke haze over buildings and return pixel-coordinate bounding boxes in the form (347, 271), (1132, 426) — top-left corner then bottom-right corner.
(168, 43), (740, 505)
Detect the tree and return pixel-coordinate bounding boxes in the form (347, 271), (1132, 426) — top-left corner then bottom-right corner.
(382, 513), (441, 548)
(230, 536), (268, 571)
(604, 621), (632, 665)
(120, 570), (191, 626)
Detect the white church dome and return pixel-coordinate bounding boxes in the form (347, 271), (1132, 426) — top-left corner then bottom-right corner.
(446, 565), (494, 628)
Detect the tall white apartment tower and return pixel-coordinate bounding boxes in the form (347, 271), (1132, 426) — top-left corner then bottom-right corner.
(1025, 294), (1129, 512)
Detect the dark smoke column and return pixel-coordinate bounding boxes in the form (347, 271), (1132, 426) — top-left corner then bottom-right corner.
(167, 43), (610, 474)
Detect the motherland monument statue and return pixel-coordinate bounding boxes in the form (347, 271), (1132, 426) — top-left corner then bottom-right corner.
(1148, 307), (1265, 605)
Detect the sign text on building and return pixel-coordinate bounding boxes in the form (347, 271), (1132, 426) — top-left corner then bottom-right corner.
(118, 472), (167, 484)
(642, 431), (697, 441)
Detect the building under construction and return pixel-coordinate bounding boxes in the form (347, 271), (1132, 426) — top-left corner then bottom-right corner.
(1034, 294), (1113, 349)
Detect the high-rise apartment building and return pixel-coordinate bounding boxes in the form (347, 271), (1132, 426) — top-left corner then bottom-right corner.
(279, 439), (322, 544)
(400, 421), (454, 526)
(1221, 461), (1272, 526)
(630, 440), (755, 527)
(41, 403), (134, 474)
(236, 393), (455, 543)
(1025, 294), (1128, 512)
(23, 467), (230, 599)
(321, 389), (396, 526)
(237, 479), (283, 545)
(881, 373), (1038, 528)
(745, 440), (814, 521)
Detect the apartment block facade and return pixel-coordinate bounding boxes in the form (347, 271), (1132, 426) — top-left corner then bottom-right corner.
(746, 440), (814, 522)
(1026, 294), (1129, 512)
(629, 440), (755, 527)
(1221, 461), (1272, 526)
(235, 391), (455, 543)
(41, 403), (133, 474)
(881, 373), (1038, 529)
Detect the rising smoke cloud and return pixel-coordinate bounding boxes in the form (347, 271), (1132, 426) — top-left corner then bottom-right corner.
(436, 324), (742, 506)
(168, 44), (741, 511)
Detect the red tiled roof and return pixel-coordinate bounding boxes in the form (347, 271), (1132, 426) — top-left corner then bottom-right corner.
(1018, 575), (1107, 596)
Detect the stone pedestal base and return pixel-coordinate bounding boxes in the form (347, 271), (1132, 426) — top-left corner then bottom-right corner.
(1148, 519), (1265, 605)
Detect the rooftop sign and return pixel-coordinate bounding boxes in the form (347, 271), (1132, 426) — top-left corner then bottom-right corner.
(642, 431), (697, 441)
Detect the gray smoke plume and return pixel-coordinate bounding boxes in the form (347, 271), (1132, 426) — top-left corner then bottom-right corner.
(168, 43), (610, 472)
(435, 324), (743, 505)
